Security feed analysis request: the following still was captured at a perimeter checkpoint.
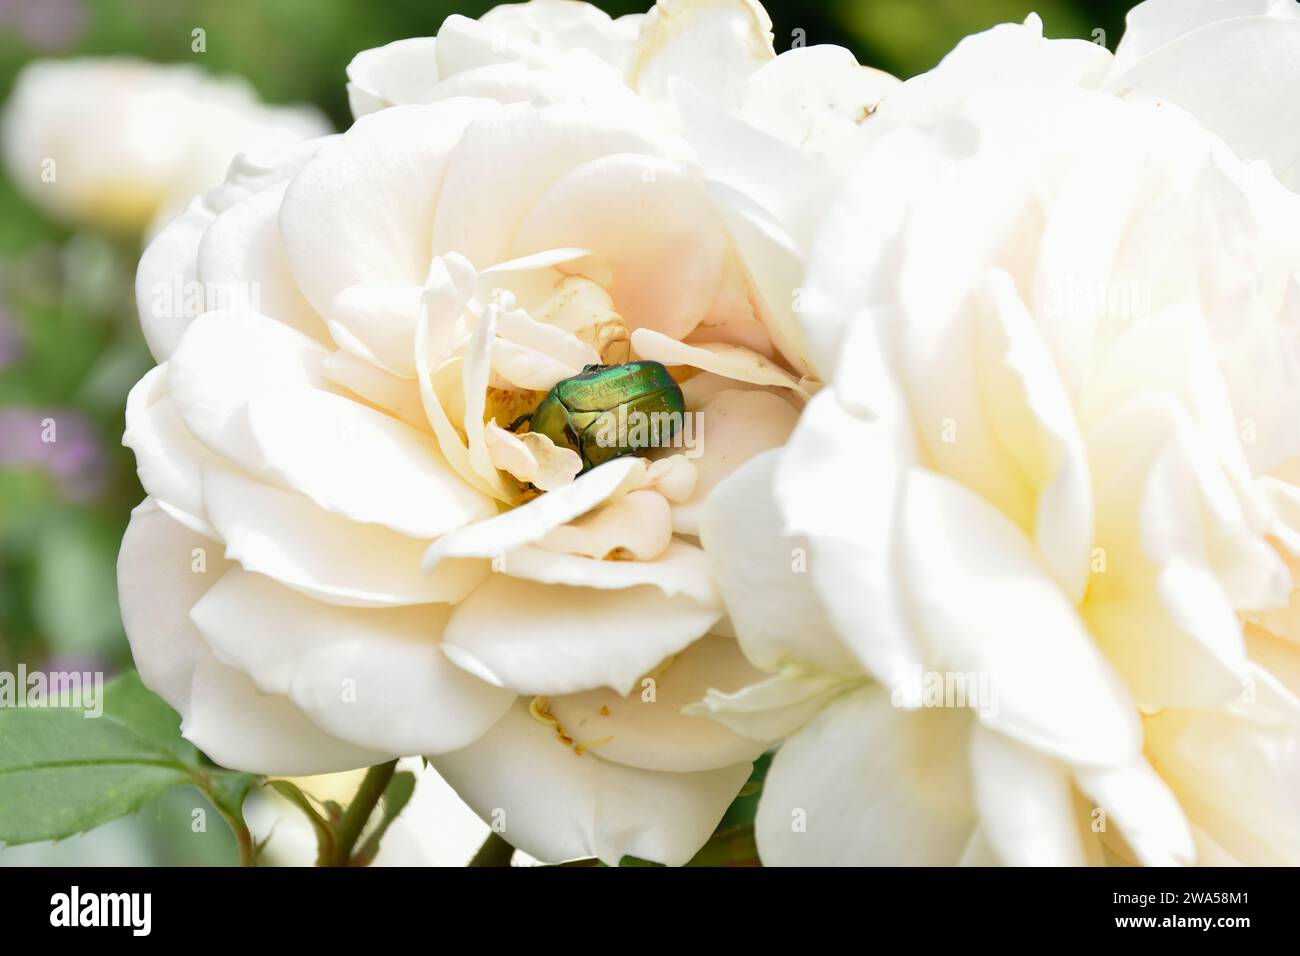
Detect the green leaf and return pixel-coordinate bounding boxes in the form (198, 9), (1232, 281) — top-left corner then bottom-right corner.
(686, 822), (759, 867)
(201, 766), (255, 818)
(467, 831), (516, 867)
(0, 670), (255, 847)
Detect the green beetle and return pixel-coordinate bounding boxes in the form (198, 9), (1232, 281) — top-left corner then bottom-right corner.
(516, 361), (685, 474)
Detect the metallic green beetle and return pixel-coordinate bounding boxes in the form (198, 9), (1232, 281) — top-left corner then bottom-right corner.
(517, 361), (685, 474)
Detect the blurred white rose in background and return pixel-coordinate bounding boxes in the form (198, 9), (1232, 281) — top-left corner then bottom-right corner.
(2, 57), (329, 235)
(700, 1), (1300, 866)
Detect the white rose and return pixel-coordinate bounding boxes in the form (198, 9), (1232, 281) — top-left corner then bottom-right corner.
(699, 10), (1300, 865)
(1, 57), (328, 234)
(118, 0), (833, 865)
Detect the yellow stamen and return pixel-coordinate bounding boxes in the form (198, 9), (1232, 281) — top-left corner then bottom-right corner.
(573, 735), (614, 756)
(515, 487), (544, 506)
(528, 695), (559, 727)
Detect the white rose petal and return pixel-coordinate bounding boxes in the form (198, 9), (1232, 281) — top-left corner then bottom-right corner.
(442, 575), (722, 696)
(190, 568), (515, 755)
(433, 699), (750, 866)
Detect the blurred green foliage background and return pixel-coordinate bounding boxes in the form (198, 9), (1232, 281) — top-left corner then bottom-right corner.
(0, 0), (1137, 864)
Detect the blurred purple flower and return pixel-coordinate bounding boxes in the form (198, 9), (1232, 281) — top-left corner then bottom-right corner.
(0, 0), (88, 52)
(0, 406), (107, 500)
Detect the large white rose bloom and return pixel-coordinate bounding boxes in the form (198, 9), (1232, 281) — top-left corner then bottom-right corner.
(2, 58), (328, 234)
(699, 2), (1300, 865)
(117, 0), (880, 866)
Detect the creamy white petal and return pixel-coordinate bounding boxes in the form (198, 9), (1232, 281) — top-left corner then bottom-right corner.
(204, 136), (335, 216)
(687, 664), (865, 742)
(203, 464), (488, 608)
(642, 454), (697, 503)
(416, 325), (515, 503)
(246, 387), (496, 538)
(281, 99), (497, 315)
(431, 100), (657, 268)
(134, 202), (214, 362)
(123, 365), (220, 535)
(326, 283), (425, 379)
(756, 686), (976, 866)
(700, 449), (858, 672)
(462, 296), (506, 490)
(547, 634), (767, 772)
(433, 698), (749, 865)
(476, 0), (645, 70)
(1111, 0), (1299, 74)
(1145, 695), (1300, 864)
(887, 15), (1111, 101)
(196, 183), (329, 344)
(166, 310), (329, 471)
(442, 574), (721, 696)
(772, 390), (924, 681)
(1085, 393), (1254, 708)
(190, 568), (514, 755)
(738, 45), (898, 154)
(485, 422), (582, 491)
(423, 456), (644, 570)
(118, 504), (381, 776)
(1075, 757), (1195, 866)
(346, 37), (442, 118)
(536, 489), (672, 560)
(628, 0), (775, 111)
(977, 269), (1093, 603)
(183, 656), (385, 776)
(901, 469), (1142, 768)
(117, 499), (231, 712)
(500, 539), (718, 605)
(970, 726), (1087, 866)
(672, 388), (799, 534)
(631, 327), (808, 397)
(798, 131), (954, 381)
(514, 154), (727, 341)
(496, 301), (600, 374)
(1107, 16), (1300, 190)
(322, 349), (430, 432)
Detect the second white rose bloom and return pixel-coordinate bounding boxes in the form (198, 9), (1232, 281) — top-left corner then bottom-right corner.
(700, 2), (1300, 865)
(2, 58), (329, 235)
